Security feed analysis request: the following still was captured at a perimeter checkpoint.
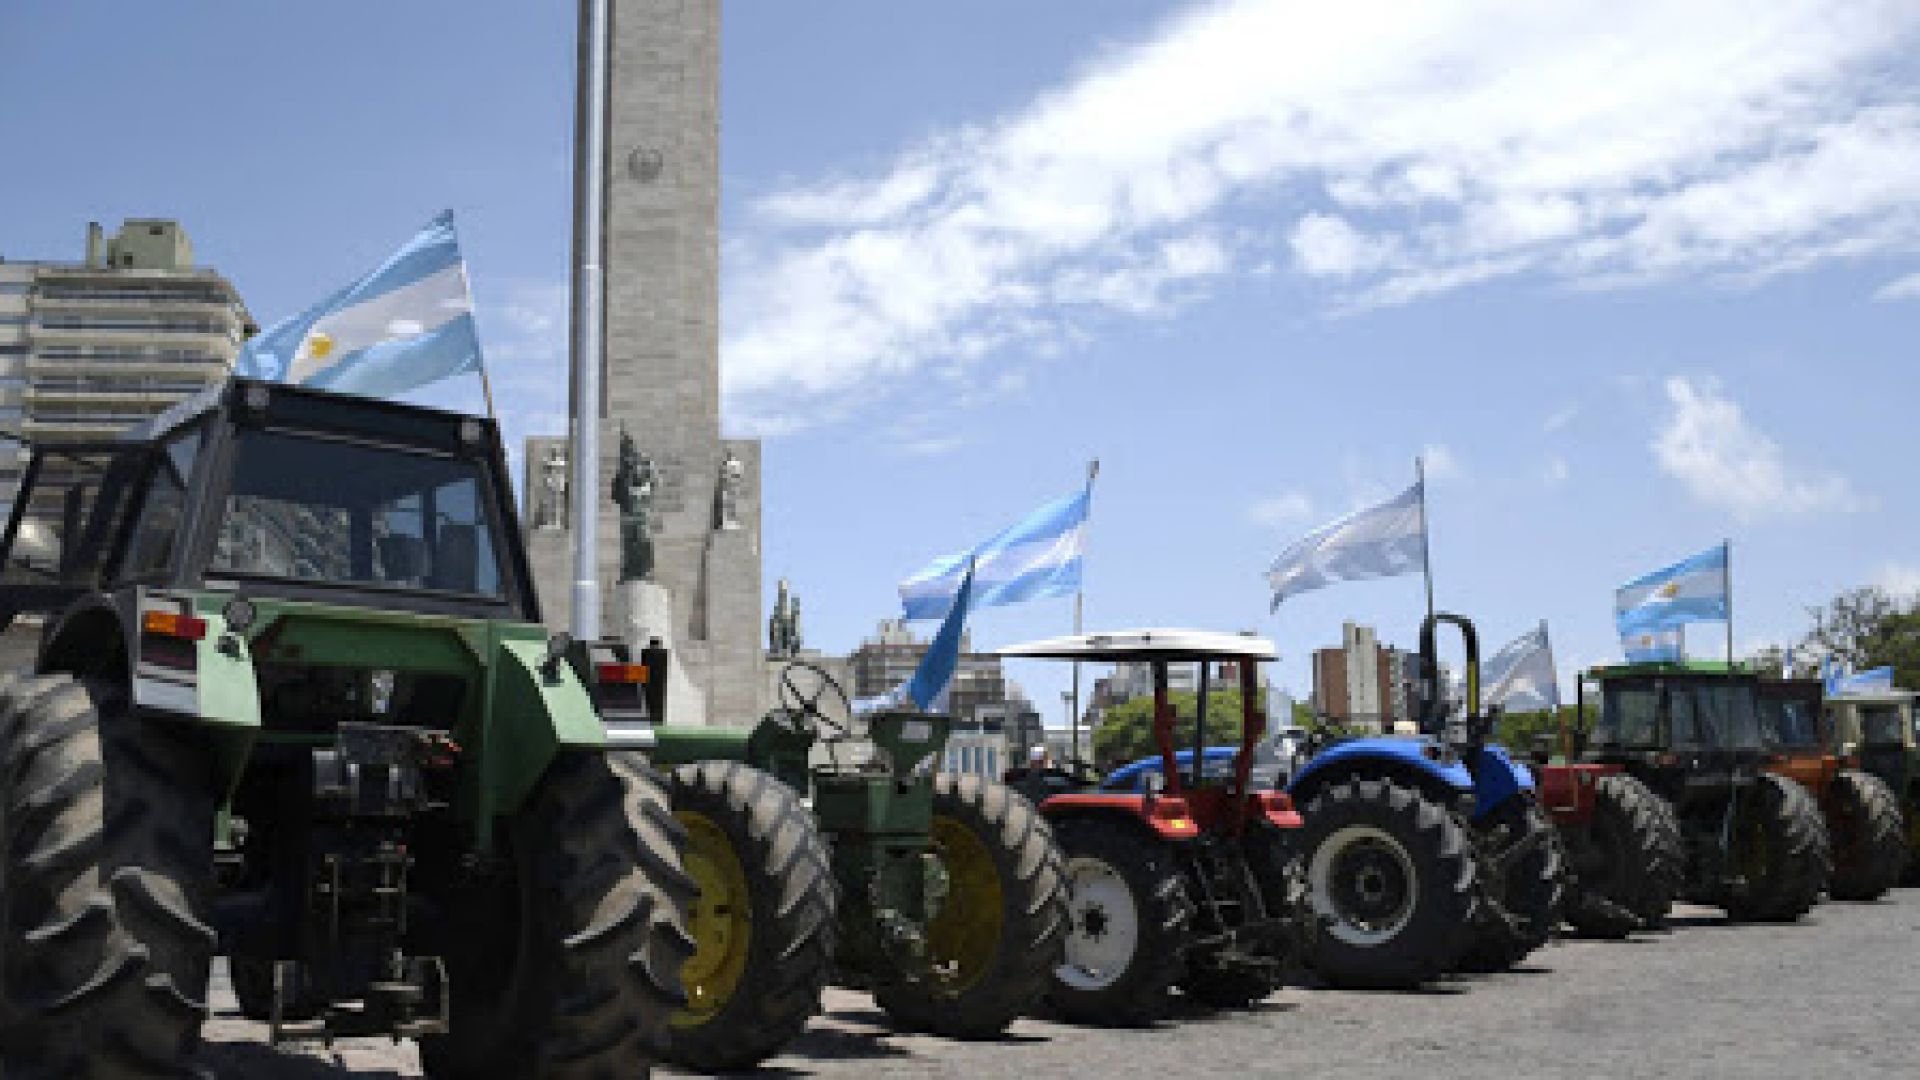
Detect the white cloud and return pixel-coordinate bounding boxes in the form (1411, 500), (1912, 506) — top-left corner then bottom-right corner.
(1249, 491), (1314, 527)
(1542, 456), (1570, 486)
(1651, 375), (1869, 519)
(1873, 271), (1920, 301)
(1876, 562), (1920, 599)
(1421, 443), (1465, 482)
(1543, 404), (1581, 433)
(725, 0), (1920, 429)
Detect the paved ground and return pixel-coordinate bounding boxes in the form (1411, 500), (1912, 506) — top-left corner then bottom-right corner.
(200, 892), (1920, 1078)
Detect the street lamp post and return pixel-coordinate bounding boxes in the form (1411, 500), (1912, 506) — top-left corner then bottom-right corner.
(1062, 689), (1076, 762)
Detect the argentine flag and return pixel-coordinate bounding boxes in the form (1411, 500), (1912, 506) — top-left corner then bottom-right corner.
(1266, 480), (1426, 611)
(1484, 622), (1559, 711)
(860, 562), (977, 714)
(1615, 543), (1730, 636)
(900, 489), (1089, 622)
(236, 211), (485, 400)
(1622, 627), (1684, 663)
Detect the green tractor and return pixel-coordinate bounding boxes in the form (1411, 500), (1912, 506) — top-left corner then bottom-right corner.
(1572, 661), (1829, 920)
(640, 660), (1068, 1072)
(0, 379), (695, 1076)
(1823, 688), (1920, 884)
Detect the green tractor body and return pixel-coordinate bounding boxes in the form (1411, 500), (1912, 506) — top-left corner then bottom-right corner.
(1574, 661), (1830, 920)
(642, 663), (1066, 1072)
(0, 379), (693, 1075)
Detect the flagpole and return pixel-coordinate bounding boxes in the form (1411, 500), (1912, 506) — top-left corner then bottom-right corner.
(1070, 458), (1100, 762)
(452, 251), (498, 419)
(568, 0), (610, 641)
(1724, 539), (1734, 668)
(1416, 456), (1435, 625)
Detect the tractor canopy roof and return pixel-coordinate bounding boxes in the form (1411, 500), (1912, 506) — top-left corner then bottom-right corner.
(1583, 659), (1753, 681)
(996, 628), (1277, 663)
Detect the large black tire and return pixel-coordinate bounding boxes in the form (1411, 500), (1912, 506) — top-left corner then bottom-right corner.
(0, 674), (217, 1079)
(1563, 774), (1683, 938)
(1045, 817), (1192, 1026)
(1827, 769), (1908, 901)
(1458, 795), (1567, 973)
(874, 775), (1067, 1038)
(1722, 773), (1830, 923)
(662, 761), (835, 1072)
(1299, 777), (1478, 989)
(419, 751), (696, 1079)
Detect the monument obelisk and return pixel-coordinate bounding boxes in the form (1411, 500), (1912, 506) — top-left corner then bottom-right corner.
(528, 0), (762, 727)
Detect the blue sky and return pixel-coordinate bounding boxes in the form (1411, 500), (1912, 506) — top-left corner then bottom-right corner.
(5, 2), (1920, 723)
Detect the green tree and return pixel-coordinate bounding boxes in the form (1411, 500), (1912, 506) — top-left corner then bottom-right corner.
(1092, 689), (1261, 768)
(1799, 587), (1920, 689)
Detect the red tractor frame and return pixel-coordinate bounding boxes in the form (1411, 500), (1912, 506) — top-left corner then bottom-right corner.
(998, 629), (1309, 1025)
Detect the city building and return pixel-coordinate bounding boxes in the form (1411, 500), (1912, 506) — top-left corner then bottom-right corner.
(0, 218), (252, 523)
(846, 618), (1043, 777)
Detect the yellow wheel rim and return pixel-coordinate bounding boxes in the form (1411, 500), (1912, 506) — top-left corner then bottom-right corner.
(926, 815), (1004, 995)
(671, 810), (753, 1028)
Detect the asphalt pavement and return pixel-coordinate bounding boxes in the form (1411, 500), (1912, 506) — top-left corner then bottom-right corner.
(199, 892), (1920, 1079)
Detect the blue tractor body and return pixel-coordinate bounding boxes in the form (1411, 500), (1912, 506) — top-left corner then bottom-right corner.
(1290, 738), (1534, 821)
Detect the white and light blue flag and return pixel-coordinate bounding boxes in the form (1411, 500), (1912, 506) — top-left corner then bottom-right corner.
(860, 562), (977, 714)
(1266, 481), (1426, 611)
(235, 210), (485, 400)
(1622, 627), (1684, 663)
(900, 489), (1088, 622)
(1484, 622), (1559, 711)
(1828, 664), (1895, 696)
(1615, 543), (1729, 636)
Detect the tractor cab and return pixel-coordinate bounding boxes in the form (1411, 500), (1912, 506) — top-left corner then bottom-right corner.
(996, 629), (1306, 1024)
(1826, 689), (1918, 787)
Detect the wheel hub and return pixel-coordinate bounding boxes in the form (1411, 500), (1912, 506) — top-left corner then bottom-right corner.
(1309, 824), (1421, 947)
(1056, 856), (1140, 992)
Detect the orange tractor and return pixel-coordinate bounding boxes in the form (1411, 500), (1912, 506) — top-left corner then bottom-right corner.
(1756, 679), (1907, 899)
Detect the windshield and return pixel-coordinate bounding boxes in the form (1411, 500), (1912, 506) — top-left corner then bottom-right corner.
(1858, 704), (1911, 746)
(1760, 694), (1822, 750)
(1669, 681), (1763, 750)
(1594, 683), (1659, 748)
(211, 430), (505, 598)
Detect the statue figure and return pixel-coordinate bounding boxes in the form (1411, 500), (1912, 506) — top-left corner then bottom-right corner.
(716, 449), (745, 531)
(535, 443), (568, 530)
(610, 427), (656, 582)
(769, 579), (792, 657)
(789, 593), (803, 654)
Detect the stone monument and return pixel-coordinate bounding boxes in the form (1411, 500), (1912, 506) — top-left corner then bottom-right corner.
(523, 0), (764, 727)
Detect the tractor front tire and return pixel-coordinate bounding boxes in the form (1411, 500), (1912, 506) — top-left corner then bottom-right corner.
(662, 761), (836, 1072)
(0, 674), (217, 1078)
(1045, 817), (1192, 1026)
(1827, 769), (1907, 901)
(874, 775), (1067, 1039)
(1564, 774), (1682, 938)
(1299, 776), (1478, 989)
(420, 751), (696, 1079)
(1458, 795), (1567, 973)
(1722, 773), (1830, 923)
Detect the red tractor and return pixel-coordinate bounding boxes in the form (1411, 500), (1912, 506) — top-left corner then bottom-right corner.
(998, 630), (1310, 1025)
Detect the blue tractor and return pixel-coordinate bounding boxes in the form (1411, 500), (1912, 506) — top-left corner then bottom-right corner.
(1287, 613), (1567, 988)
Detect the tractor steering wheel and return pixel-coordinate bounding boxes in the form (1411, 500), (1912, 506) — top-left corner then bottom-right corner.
(777, 661), (854, 740)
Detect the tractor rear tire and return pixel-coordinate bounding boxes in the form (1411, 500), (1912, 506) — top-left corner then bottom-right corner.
(1299, 776), (1478, 989)
(874, 775), (1067, 1039)
(419, 751), (696, 1079)
(662, 761), (835, 1072)
(1722, 773), (1830, 923)
(1827, 769), (1907, 901)
(1564, 774), (1683, 938)
(0, 674), (217, 1078)
(1458, 795), (1567, 973)
(1045, 817), (1192, 1026)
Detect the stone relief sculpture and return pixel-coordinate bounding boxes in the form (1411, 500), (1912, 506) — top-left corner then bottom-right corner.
(535, 443), (569, 530)
(611, 426), (657, 582)
(717, 449), (744, 531)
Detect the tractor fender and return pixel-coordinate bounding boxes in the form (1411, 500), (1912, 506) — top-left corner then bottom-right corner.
(1290, 738), (1474, 808)
(1038, 793), (1202, 842)
(1466, 744), (1536, 821)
